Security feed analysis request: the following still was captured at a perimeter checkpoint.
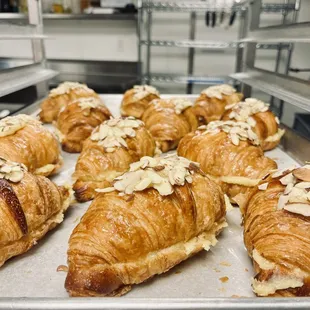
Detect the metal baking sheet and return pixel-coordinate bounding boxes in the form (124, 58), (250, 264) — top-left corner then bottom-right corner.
(0, 94), (309, 309)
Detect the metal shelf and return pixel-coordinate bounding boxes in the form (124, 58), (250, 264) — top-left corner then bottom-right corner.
(230, 68), (310, 112)
(0, 13), (137, 21)
(0, 63), (57, 97)
(241, 22), (310, 43)
(140, 40), (289, 50)
(142, 2), (295, 13)
(0, 23), (46, 39)
(145, 74), (231, 85)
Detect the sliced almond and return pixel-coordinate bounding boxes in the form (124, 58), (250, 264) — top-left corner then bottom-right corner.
(277, 194), (289, 210)
(293, 167), (310, 182)
(258, 183), (268, 191)
(284, 203), (310, 217)
(95, 187), (115, 193)
(279, 173), (295, 185)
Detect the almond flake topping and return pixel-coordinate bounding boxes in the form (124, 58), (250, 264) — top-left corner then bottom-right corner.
(168, 98), (193, 114)
(90, 117), (143, 152)
(96, 155), (200, 196)
(272, 165), (310, 216)
(226, 98), (270, 127)
(0, 114), (35, 137)
(202, 84), (236, 100)
(133, 85), (160, 101)
(0, 157), (27, 183)
(200, 120), (260, 146)
(73, 97), (103, 111)
(49, 82), (93, 98)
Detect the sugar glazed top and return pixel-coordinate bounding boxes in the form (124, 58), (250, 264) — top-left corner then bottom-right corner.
(202, 84), (236, 100)
(0, 157), (26, 183)
(132, 85), (160, 101)
(90, 117), (143, 153)
(49, 82), (94, 98)
(199, 120), (260, 146)
(96, 155), (200, 196)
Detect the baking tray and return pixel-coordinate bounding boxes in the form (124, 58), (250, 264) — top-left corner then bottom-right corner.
(0, 94), (309, 310)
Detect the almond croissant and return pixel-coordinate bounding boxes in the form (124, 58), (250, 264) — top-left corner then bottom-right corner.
(0, 114), (62, 177)
(65, 155), (227, 297)
(120, 85), (160, 119)
(73, 117), (157, 202)
(0, 157), (72, 267)
(177, 121), (277, 209)
(141, 98), (198, 152)
(39, 82), (101, 123)
(56, 97), (112, 153)
(192, 84), (243, 125)
(244, 165), (310, 297)
(222, 98), (284, 151)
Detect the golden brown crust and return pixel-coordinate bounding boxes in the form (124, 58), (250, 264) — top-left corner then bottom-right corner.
(192, 92), (243, 125)
(177, 129), (276, 209)
(65, 172), (226, 297)
(39, 89), (99, 123)
(56, 100), (112, 153)
(0, 172), (71, 267)
(141, 99), (198, 152)
(0, 117), (62, 176)
(223, 110), (280, 151)
(73, 125), (156, 202)
(243, 180), (310, 297)
(120, 88), (160, 119)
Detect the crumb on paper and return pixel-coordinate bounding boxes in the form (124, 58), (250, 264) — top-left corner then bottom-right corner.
(57, 265), (68, 273)
(218, 287), (226, 293)
(245, 268), (249, 272)
(74, 217), (80, 223)
(175, 270), (182, 274)
(219, 276), (229, 283)
(213, 268), (221, 273)
(231, 295), (240, 298)
(220, 261), (231, 267)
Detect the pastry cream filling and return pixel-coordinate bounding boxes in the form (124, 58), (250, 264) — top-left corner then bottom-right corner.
(200, 120), (260, 146)
(96, 155), (200, 196)
(252, 249), (275, 270)
(132, 85), (159, 101)
(202, 84), (236, 100)
(252, 275), (304, 296)
(220, 176), (261, 187)
(265, 129), (286, 143)
(0, 157), (26, 183)
(34, 164), (56, 176)
(49, 82), (93, 98)
(90, 117), (143, 153)
(0, 114), (34, 137)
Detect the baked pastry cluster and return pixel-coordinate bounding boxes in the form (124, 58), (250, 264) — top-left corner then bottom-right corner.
(4, 82), (305, 299)
(65, 155), (227, 297)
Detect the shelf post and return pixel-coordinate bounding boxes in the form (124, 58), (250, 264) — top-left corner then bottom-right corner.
(186, 12), (196, 94)
(27, 0), (48, 98)
(241, 0), (261, 97)
(145, 0), (152, 84)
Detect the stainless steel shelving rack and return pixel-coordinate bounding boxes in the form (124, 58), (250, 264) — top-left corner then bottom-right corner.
(231, 0), (309, 118)
(138, 0), (299, 94)
(0, 0), (57, 99)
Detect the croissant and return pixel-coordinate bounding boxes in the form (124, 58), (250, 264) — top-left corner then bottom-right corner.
(141, 98), (198, 152)
(192, 84), (243, 125)
(65, 155), (227, 297)
(73, 117), (157, 202)
(0, 157), (72, 267)
(0, 114), (62, 176)
(39, 82), (100, 123)
(222, 98), (284, 151)
(244, 165), (310, 297)
(120, 85), (160, 119)
(56, 97), (112, 153)
(177, 120), (277, 209)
